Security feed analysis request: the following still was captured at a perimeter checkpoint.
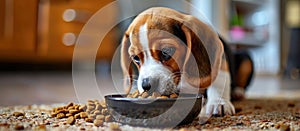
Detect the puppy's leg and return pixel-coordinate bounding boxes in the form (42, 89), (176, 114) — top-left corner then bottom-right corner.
(232, 57), (254, 100)
(199, 70), (235, 124)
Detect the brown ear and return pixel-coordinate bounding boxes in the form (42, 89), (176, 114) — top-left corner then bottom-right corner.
(120, 34), (138, 94)
(181, 16), (223, 88)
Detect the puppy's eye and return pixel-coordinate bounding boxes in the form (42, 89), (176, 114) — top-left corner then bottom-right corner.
(132, 55), (140, 65)
(160, 47), (175, 61)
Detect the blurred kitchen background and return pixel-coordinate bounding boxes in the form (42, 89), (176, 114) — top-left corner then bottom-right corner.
(0, 0), (299, 106)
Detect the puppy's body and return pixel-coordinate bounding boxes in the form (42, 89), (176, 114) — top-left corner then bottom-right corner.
(121, 7), (253, 120)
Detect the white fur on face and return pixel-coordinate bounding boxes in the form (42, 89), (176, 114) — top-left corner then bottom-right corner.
(139, 23), (150, 54)
(136, 23), (178, 95)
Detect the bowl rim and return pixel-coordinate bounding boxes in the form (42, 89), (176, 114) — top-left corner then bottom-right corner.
(105, 94), (202, 102)
(104, 93), (203, 127)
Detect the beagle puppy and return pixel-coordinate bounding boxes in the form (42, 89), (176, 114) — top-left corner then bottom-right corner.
(120, 7), (253, 120)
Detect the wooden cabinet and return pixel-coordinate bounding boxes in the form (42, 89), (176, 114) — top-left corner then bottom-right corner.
(38, 0), (118, 62)
(0, 0), (117, 63)
(0, 0), (38, 61)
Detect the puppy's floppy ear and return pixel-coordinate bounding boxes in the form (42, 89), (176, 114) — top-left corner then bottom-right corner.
(181, 16), (224, 88)
(120, 34), (138, 94)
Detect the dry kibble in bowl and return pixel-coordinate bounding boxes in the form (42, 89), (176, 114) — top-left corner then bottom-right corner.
(151, 92), (161, 98)
(127, 90), (178, 99)
(170, 93), (178, 98)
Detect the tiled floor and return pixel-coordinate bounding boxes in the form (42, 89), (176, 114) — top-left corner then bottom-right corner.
(246, 75), (300, 99)
(0, 71), (299, 106)
(0, 72), (76, 106)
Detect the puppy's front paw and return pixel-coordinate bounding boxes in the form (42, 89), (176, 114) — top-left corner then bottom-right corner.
(206, 98), (235, 116)
(231, 87), (245, 100)
(198, 71), (235, 124)
(198, 98), (235, 124)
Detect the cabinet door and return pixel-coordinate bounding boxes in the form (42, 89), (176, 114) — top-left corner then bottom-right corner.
(0, 0), (38, 60)
(38, 0), (118, 62)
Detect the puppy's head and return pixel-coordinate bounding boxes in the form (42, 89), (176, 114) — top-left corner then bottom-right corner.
(121, 7), (223, 95)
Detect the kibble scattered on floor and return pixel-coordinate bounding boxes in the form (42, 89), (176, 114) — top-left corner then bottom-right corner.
(0, 99), (299, 130)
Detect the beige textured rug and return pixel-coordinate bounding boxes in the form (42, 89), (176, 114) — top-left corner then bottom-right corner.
(1, 99), (299, 130)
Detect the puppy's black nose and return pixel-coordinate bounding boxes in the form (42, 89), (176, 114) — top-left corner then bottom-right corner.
(142, 78), (151, 91)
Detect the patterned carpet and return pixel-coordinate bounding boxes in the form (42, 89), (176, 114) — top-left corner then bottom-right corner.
(179, 99), (300, 130)
(1, 99), (300, 130)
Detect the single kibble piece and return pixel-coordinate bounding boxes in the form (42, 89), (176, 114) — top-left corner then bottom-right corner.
(56, 107), (64, 111)
(105, 115), (112, 122)
(87, 100), (94, 103)
(93, 110), (101, 115)
(88, 114), (96, 120)
(110, 123), (120, 130)
(74, 105), (80, 110)
(51, 112), (57, 117)
(131, 90), (139, 98)
(96, 115), (105, 120)
(66, 113), (73, 117)
(141, 92), (149, 98)
(0, 123), (9, 128)
(56, 113), (66, 119)
(79, 105), (87, 111)
(66, 102), (74, 108)
(152, 92), (161, 98)
(85, 109), (92, 114)
(74, 113), (80, 119)
(14, 125), (24, 130)
(68, 106), (75, 110)
(88, 100), (95, 106)
(254, 105), (262, 109)
(287, 102), (295, 107)
(69, 109), (80, 114)
(100, 100), (106, 108)
(85, 118), (94, 123)
(93, 99), (99, 104)
(66, 116), (75, 125)
(79, 112), (88, 118)
(13, 112), (24, 117)
(147, 95), (155, 99)
(95, 105), (102, 110)
(158, 96), (168, 99)
(101, 109), (108, 115)
(56, 109), (68, 114)
(170, 93), (178, 98)
(280, 123), (290, 131)
(37, 125), (46, 130)
(87, 105), (95, 111)
(93, 119), (104, 127)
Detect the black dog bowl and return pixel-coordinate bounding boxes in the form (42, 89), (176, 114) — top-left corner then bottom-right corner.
(105, 94), (202, 127)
